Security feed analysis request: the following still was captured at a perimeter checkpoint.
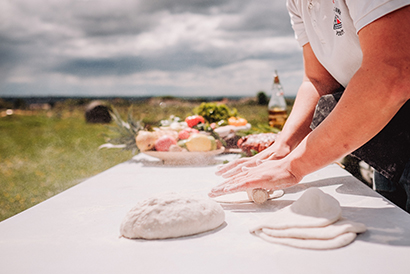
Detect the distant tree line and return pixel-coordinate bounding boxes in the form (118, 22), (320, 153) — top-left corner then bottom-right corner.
(0, 93), (295, 111)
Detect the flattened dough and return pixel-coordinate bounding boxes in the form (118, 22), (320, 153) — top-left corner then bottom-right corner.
(254, 230), (357, 250)
(261, 218), (366, 239)
(250, 188), (366, 249)
(250, 188), (342, 231)
(120, 193), (225, 239)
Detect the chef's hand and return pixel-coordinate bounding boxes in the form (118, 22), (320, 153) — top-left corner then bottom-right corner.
(215, 142), (291, 178)
(209, 158), (300, 197)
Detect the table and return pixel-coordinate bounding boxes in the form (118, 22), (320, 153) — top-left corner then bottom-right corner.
(1, 153), (410, 274)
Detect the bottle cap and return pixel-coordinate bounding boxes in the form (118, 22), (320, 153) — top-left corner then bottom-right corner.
(273, 70), (280, 84)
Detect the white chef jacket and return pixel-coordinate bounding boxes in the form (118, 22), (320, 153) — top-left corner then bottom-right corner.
(286, 0), (410, 87)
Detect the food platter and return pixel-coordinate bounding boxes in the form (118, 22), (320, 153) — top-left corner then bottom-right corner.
(143, 147), (225, 165)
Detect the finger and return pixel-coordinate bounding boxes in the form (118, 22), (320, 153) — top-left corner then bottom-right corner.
(256, 152), (277, 165)
(209, 171), (250, 197)
(209, 179), (235, 194)
(209, 181), (248, 197)
(209, 183), (234, 197)
(241, 165), (258, 172)
(210, 177), (271, 197)
(226, 174), (271, 190)
(221, 166), (244, 178)
(242, 161), (267, 172)
(221, 160), (260, 178)
(216, 152), (269, 177)
(223, 182), (252, 194)
(208, 189), (227, 198)
(210, 174), (268, 197)
(221, 157), (248, 169)
(255, 149), (273, 160)
(215, 170), (249, 191)
(215, 158), (248, 176)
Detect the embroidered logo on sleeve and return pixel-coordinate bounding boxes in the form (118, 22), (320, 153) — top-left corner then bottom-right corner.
(333, 7), (345, 36)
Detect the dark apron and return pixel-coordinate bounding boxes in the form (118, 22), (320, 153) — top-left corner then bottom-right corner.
(310, 91), (410, 183)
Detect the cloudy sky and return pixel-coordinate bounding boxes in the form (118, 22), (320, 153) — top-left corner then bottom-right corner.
(0, 0), (303, 98)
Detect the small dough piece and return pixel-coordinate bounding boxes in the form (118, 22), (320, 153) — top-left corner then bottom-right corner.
(290, 188), (341, 221)
(247, 188), (269, 204)
(213, 190), (284, 204)
(250, 188), (342, 231)
(120, 193), (225, 239)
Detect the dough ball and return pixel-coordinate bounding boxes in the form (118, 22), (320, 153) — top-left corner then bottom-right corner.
(247, 188), (269, 204)
(120, 193), (225, 239)
(213, 190), (284, 204)
(290, 187), (341, 221)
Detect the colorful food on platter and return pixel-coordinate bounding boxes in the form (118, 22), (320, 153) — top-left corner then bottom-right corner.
(178, 128), (199, 140)
(154, 135), (177, 152)
(185, 115), (205, 128)
(186, 134), (213, 152)
(102, 104), (266, 155)
(135, 131), (157, 152)
(134, 112), (229, 153)
(135, 128), (221, 153)
(237, 133), (278, 156)
(228, 117), (248, 127)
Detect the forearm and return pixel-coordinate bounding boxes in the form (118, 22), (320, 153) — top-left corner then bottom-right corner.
(211, 6), (410, 198)
(288, 66), (409, 180)
(286, 6), (410, 180)
(274, 80), (319, 152)
(275, 43), (344, 154)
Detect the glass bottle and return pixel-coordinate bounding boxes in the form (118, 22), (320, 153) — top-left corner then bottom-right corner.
(268, 71), (287, 129)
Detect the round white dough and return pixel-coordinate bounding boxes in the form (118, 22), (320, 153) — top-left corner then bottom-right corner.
(290, 187), (341, 221)
(120, 193), (225, 239)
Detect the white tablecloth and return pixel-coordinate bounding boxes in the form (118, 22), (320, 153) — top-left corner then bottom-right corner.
(1, 153), (410, 274)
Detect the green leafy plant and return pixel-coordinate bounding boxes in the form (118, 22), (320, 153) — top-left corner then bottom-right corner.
(193, 102), (238, 123)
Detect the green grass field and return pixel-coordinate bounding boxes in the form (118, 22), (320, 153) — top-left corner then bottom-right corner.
(0, 109), (134, 221)
(0, 98), (284, 221)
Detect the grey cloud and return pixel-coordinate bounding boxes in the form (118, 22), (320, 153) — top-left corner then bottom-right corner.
(138, 0), (233, 14)
(219, 1), (292, 36)
(74, 14), (157, 37)
(54, 41), (300, 77)
(0, 0), (303, 97)
(71, 2), (158, 37)
(53, 52), (235, 77)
